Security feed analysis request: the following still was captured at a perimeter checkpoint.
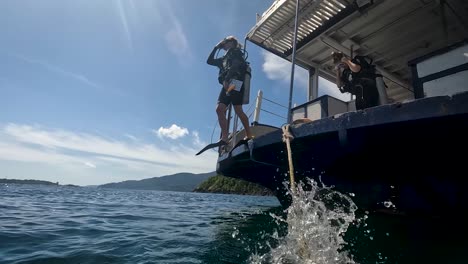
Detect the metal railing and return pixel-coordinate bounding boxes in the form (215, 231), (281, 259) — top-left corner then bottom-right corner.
(210, 90), (288, 146)
(227, 90), (287, 142)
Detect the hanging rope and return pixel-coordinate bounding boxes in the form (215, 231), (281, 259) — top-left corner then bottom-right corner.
(282, 124), (296, 194)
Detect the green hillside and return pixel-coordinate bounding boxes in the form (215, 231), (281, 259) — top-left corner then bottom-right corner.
(0, 179), (59, 185)
(194, 175), (273, 196)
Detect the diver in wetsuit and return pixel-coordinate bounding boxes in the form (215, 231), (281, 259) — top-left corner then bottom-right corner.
(207, 36), (253, 145)
(333, 52), (381, 110)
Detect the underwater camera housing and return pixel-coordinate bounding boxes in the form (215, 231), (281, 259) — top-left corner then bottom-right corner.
(332, 51), (344, 64)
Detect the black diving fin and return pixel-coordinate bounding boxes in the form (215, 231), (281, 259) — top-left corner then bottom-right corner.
(228, 138), (250, 155)
(195, 140), (227, 156)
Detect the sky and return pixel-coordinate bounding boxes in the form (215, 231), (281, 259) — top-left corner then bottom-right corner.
(0, 0), (350, 186)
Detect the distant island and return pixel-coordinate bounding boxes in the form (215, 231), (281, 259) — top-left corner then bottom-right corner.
(98, 172), (216, 192)
(194, 175), (273, 196)
(1, 173), (273, 197)
(99, 172), (273, 196)
(0, 178), (59, 186)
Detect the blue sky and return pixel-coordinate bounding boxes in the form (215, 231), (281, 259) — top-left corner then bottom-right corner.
(0, 0), (349, 185)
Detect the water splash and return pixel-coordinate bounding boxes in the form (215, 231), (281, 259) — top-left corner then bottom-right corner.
(250, 179), (358, 264)
(383, 201), (395, 209)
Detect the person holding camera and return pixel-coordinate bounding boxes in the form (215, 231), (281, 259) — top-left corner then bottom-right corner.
(206, 36), (253, 147)
(333, 52), (380, 110)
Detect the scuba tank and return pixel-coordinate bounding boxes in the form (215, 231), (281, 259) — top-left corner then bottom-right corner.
(242, 63), (251, 105)
(375, 70), (389, 105)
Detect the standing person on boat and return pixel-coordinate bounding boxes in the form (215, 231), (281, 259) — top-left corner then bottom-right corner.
(206, 36), (254, 146)
(333, 52), (381, 110)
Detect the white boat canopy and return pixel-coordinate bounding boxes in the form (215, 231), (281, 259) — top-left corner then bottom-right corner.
(246, 0), (468, 102)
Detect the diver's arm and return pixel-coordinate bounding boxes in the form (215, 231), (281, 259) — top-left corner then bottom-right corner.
(342, 57), (361, 73)
(336, 69), (343, 88)
(206, 47), (222, 66)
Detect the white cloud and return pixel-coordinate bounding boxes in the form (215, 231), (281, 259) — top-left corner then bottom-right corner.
(9, 53), (104, 91)
(154, 124), (189, 140)
(191, 131), (204, 148)
(124, 134), (138, 141)
(262, 50), (308, 88)
(262, 51), (351, 101)
(0, 123), (217, 185)
(84, 162), (96, 168)
(164, 19), (189, 55)
(154, 1), (193, 63)
(116, 0), (134, 51)
(318, 78), (351, 101)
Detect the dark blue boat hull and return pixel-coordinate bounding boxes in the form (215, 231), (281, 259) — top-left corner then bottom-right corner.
(217, 92), (468, 216)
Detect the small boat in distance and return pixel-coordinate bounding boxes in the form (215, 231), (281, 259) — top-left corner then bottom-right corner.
(215, 0), (468, 218)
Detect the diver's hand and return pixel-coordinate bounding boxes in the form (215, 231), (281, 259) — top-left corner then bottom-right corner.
(341, 57), (351, 64)
(216, 39), (225, 49)
(223, 80), (230, 90)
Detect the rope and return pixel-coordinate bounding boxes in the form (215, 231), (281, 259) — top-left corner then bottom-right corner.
(282, 124), (296, 194)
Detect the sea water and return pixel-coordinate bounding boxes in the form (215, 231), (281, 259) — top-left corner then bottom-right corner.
(0, 184), (281, 264)
(1, 182), (466, 264)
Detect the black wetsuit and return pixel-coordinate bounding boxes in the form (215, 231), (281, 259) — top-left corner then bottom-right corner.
(207, 47), (246, 106)
(340, 56), (379, 110)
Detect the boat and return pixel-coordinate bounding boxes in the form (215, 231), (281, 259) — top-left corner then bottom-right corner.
(215, 0), (468, 217)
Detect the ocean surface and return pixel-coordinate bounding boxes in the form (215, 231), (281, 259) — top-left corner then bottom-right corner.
(1, 183), (466, 264)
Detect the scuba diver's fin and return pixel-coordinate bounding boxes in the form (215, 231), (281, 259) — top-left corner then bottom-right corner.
(228, 138), (250, 155)
(195, 140), (227, 156)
